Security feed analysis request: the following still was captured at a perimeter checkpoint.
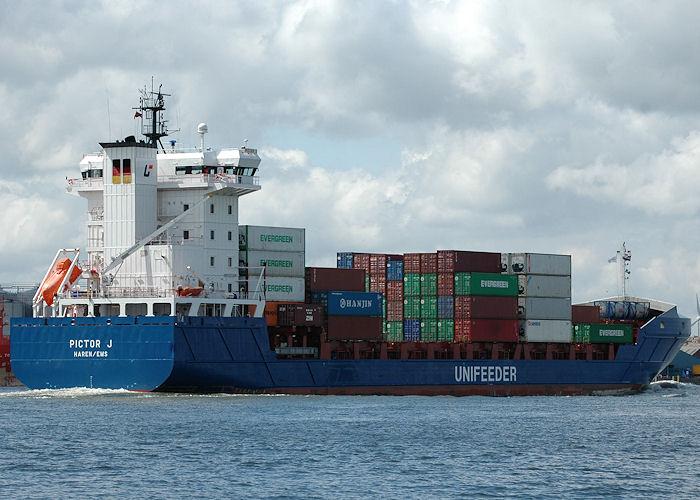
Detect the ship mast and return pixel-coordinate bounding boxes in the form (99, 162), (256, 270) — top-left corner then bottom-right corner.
(618, 243), (632, 298)
(133, 80), (169, 151)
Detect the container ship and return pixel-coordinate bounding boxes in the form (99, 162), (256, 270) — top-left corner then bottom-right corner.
(10, 86), (690, 395)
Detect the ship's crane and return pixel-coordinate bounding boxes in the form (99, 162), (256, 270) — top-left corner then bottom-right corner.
(101, 193), (213, 285)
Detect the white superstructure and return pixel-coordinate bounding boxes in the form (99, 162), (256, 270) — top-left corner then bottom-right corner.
(34, 86), (267, 319)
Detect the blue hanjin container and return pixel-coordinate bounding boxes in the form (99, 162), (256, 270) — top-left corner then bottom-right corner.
(327, 291), (383, 317)
(337, 252), (354, 269)
(403, 319), (421, 341)
(386, 260), (404, 282)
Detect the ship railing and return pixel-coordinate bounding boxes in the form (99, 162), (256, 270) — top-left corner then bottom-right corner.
(67, 177), (104, 188)
(149, 234), (204, 246)
(61, 287), (265, 301)
(161, 146), (258, 155)
(158, 173), (260, 186)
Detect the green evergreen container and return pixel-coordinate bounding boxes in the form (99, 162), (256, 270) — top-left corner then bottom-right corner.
(420, 296), (438, 318)
(403, 297), (421, 319)
(573, 323), (634, 344)
(454, 272), (518, 296)
(420, 319), (437, 341)
(420, 273), (437, 296)
(590, 323), (633, 343)
(437, 319), (454, 341)
(365, 275), (370, 292)
(403, 274), (421, 296)
(386, 321), (403, 341)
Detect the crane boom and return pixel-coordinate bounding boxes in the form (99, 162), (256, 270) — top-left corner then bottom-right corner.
(101, 193), (213, 282)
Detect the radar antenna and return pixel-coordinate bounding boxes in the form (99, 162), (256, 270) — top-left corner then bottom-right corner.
(133, 79), (170, 151)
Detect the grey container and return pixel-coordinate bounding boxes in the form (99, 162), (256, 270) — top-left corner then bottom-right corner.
(239, 225), (305, 252)
(519, 319), (572, 343)
(509, 253), (571, 276)
(518, 297), (572, 320)
(518, 275), (571, 298)
(240, 250), (305, 278)
(247, 276), (305, 302)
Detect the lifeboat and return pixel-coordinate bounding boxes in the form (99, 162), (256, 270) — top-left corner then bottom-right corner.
(39, 258), (82, 306)
(178, 286), (204, 297)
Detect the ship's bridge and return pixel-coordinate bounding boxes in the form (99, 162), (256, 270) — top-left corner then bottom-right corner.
(156, 146), (261, 196)
(67, 147), (261, 196)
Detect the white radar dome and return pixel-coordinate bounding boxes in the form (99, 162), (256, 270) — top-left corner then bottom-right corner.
(197, 123), (209, 134)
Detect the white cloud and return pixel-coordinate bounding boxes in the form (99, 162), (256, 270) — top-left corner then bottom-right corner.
(546, 131), (700, 215)
(0, 0), (698, 318)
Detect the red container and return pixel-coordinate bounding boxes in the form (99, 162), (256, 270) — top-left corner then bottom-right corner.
(403, 253), (421, 273)
(420, 253), (437, 273)
(453, 251), (501, 273)
(369, 254), (387, 275)
(454, 296), (518, 319)
(306, 267), (366, 291)
(437, 250), (455, 273)
(353, 253), (370, 273)
(327, 315), (383, 341)
(437, 273), (454, 296)
(386, 281), (404, 302)
(369, 275), (386, 293)
(468, 319), (518, 342)
(455, 318), (470, 342)
(386, 254), (403, 261)
(387, 301), (403, 321)
(278, 304), (324, 327)
(572, 305), (600, 323)
(264, 301), (293, 326)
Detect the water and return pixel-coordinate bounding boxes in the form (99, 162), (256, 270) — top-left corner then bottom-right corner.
(1, 385), (699, 499)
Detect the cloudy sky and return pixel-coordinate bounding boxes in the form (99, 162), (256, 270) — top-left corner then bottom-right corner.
(0, 0), (698, 319)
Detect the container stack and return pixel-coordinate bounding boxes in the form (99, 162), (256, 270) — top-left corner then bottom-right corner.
(239, 225), (306, 302)
(385, 258), (404, 341)
(419, 252), (438, 341)
(504, 253), (572, 343)
(451, 251), (518, 343)
(402, 253), (421, 341)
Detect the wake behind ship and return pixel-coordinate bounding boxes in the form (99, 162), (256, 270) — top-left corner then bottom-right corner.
(10, 86), (691, 395)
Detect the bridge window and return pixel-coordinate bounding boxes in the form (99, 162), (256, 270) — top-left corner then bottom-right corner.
(123, 159), (131, 184)
(112, 159), (121, 184)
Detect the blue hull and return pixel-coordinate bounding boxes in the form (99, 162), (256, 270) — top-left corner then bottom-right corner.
(10, 308), (690, 395)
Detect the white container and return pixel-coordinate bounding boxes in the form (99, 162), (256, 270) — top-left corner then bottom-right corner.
(518, 275), (571, 298)
(247, 276), (305, 302)
(240, 250), (305, 278)
(239, 225), (305, 252)
(519, 319), (572, 343)
(509, 253), (571, 276)
(518, 297), (571, 320)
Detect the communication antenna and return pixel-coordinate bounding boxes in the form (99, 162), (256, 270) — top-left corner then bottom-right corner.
(133, 80), (170, 151)
(608, 242), (632, 298)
